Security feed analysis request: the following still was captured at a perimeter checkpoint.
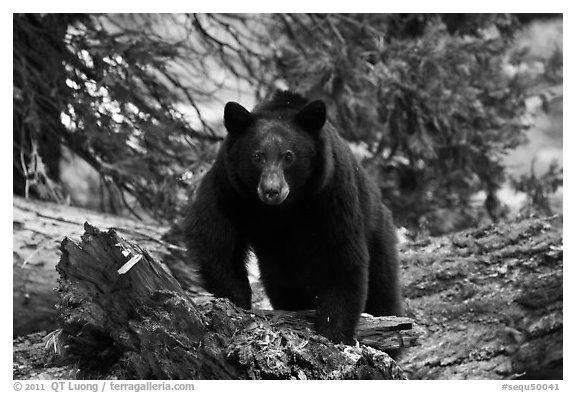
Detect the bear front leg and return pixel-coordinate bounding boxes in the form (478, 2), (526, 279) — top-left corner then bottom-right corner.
(315, 266), (368, 344)
(183, 181), (252, 309)
(197, 240), (252, 309)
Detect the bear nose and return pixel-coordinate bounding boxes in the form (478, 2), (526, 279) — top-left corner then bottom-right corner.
(258, 183), (288, 205)
(264, 189), (280, 201)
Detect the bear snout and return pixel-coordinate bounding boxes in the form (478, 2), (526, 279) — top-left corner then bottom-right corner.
(257, 173), (289, 205)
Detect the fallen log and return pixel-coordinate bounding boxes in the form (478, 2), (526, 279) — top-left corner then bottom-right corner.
(13, 195), (210, 338)
(398, 215), (563, 379)
(52, 222), (417, 379)
(12, 196), (176, 337)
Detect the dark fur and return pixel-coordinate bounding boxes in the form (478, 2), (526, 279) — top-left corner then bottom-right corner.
(183, 91), (402, 345)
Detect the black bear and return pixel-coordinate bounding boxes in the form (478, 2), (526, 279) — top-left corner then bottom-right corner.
(184, 91), (402, 344)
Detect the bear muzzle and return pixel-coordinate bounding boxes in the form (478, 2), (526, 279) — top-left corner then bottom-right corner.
(257, 172), (289, 205)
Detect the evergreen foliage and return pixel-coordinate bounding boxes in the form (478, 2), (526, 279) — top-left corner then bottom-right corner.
(13, 13), (562, 230)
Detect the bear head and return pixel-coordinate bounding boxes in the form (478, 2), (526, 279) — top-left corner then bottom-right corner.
(223, 92), (327, 206)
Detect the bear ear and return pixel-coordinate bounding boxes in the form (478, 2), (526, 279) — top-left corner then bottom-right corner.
(224, 101), (254, 134)
(295, 100), (326, 134)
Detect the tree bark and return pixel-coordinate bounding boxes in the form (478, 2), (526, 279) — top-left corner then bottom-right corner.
(398, 215), (563, 379)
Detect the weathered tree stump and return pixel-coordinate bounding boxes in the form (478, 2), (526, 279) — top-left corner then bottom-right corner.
(52, 223), (415, 379)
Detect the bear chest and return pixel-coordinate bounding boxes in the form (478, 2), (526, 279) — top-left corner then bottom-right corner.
(240, 207), (324, 259)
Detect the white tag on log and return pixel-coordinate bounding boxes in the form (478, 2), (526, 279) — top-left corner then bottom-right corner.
(117, 254), (143, 274)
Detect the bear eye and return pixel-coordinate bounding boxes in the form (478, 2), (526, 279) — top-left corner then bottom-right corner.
(252, 152), (263, 164)
(284, 151), (294, 164)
